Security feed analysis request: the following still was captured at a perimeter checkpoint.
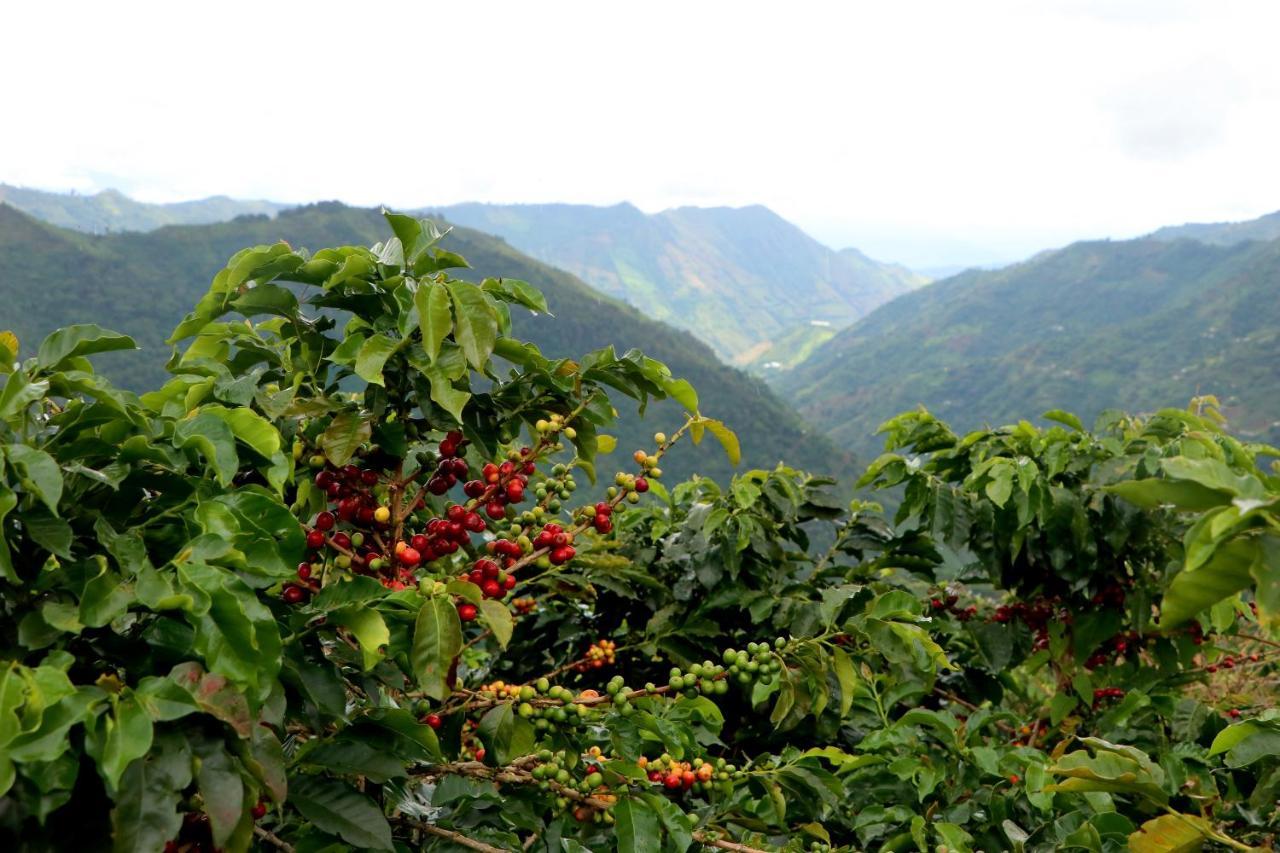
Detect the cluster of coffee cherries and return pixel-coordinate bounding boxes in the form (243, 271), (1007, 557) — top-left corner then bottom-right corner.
(1091, 686), (1126, 707)
(465, 453), (536, 520)
(991, 597), (1071, 651)
(460, 556), (516, 602)
(641, 754), (736, 796)
(666, 660), (731, 696)
(532, 522), (577, 566)
(529, 748), (620, 825)
(1084, 630), (1149, 669)
(1205, 653), (1260, 674)
(930, 593), (977, 622)
(530, 748), (612, 795)
(722, 640), (786, 687)
(574, 638), (617, 672)
(512, 678), (595, 731)
(577, 677), (637, 715)
(513, 596), (537, 615)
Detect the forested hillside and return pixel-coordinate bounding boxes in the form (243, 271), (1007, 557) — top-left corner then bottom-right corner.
(0, 202), (844, 482)
(434, 202), (925, 363)
(0, 184), (287, 233)
(1147, 207), (1280, 246)
(779, 235), (1280, 453)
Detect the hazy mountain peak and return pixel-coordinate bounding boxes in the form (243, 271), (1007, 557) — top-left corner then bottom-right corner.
(432, 201), (927, 363)
(0, 183), (288, 234)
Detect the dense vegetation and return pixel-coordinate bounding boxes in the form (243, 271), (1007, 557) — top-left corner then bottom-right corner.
(0, 202), (842, 486)
(435, 202), (924, 364)
(779, 235), (1280, 455)
(2, 217), (1277, 852)
(0, 184), (286, 234)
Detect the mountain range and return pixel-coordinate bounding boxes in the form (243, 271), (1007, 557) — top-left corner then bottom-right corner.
(778, 229), (1280, 453)
(0, 184), (286, 233)
(0, 201), (846, 486)
(6, 183), (1280, 472)
(430, 202), (926, 365)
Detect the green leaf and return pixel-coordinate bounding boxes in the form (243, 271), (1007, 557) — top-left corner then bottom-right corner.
(1159, 538), (1258, 628)
(691, 417), (740, 466)
(0, 486), (16, 582)
(289, 775), (393, 851)
(414, 281), (453, 362)
(354, 333), (399, 386)
(985, 460), (1015, 508)
(1042, 409), (1084, 431)
(446, 281), (498, 370)
(476, 702), (535, 766)
(0, 370), (49, 420)
(663, 378), (699, 414)
(176, 563), (282, 703)
(192, 736), (248, 849)
(37, 324), (135, 370)
(411, 597), (462, 700)
(173, 412), (239, 487)
(1209, 721), (1280, 767)
(478, 599), (514, 648)
(831, 646), (857, 716)
(1106, 478), (1233, 512)
(640, 792), (693, 852)
(88, 693), (154, 794)
(332, 607), (390, 670)
(4, 445), (63, 516)
(110, 732), (192, 853)
(320, 411), (372, 467)
(935, 822), (974, 852)
(615, 795), (662, 853)
(427, 366), (470, 423)
(1163, 456), (1265, 500)
(1127, 813), (1209, 853)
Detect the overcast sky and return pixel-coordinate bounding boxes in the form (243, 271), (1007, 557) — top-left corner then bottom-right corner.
(3, 1), (1280, 268)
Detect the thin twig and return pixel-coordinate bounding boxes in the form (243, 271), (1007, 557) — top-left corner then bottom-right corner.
(416, 823), (507, 852)
(692, 831), (773, 852)
(253, 825), (296, 852)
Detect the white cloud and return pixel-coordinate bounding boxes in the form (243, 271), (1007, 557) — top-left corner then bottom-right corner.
(2, 0), (1279, 269)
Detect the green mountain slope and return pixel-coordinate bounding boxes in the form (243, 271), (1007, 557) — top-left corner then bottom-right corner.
(431, 202), (926, 363)
(778, 236), (1280, 454)
(0, 184), (287, 233)
(1147, 209), (1280, 246)
(0, 202), (845, 484)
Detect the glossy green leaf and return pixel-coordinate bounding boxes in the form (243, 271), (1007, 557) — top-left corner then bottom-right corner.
(476, 702), (535, 766)
(4, 445), (63, 514)
(0, 370), (49, 420)
(411, 597), (462, 700)
(88, 693), (154, 793)
(354, 333), (399, 386)
(1159, 538), (1257, 627)
(36, 324), (135, 370)
(615, 795), (662, 853)
(478, 599), (514, 648)
(414, 280), (453, 362)
(320, 410), (372, 467)
(289, 775), (393, 851)
(1127, 813), (1209, 853)
(446, 281), (498, 370)
(110, 732), (192, 853)
(173, 412), (239, 486)
(332, 607), (390, 670)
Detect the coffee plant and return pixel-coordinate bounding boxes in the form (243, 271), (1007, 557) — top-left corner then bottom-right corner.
(1, 216), (1277, 852)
